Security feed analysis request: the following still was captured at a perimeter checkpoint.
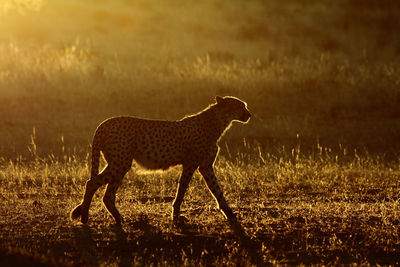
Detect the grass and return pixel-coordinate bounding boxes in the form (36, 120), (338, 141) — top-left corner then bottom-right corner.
(1, 145), (400, 265)
(1, 0), (400, 265)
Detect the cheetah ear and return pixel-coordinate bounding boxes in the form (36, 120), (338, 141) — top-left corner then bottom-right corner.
(216, 96), (224, 104)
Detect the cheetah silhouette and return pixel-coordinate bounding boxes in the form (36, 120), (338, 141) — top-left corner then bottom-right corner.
(71, 96), (251, 228)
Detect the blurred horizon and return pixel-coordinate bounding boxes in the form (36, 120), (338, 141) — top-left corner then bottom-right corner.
(2, 0), (399, 60)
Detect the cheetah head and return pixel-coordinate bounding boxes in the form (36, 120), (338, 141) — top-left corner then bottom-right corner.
(215, 96), (251, 123)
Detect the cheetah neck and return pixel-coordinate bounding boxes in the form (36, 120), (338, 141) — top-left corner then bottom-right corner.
(198, 105), (233, 140)
(181, 103), (233, 141)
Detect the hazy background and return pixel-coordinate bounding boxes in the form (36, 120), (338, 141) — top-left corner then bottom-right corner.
(1, 0), (400, 160)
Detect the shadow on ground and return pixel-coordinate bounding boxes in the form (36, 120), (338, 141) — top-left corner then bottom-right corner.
(1, 200), (399, 266)
(68, 215), (270, 266)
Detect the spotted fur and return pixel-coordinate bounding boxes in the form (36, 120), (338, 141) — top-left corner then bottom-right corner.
(71, 96), (251, 226)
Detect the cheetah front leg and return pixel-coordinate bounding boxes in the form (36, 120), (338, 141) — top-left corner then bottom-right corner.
(171, 165), (197, 222)
(198, 164), (240, 227)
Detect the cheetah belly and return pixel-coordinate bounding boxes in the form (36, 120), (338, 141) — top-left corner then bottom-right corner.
(134, 156), (175, 170)
(128, 122), (187, 170)
(133, 144), (183, 170)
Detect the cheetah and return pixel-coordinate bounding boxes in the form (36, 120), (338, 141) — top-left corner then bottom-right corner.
(70, 96), (251, 227)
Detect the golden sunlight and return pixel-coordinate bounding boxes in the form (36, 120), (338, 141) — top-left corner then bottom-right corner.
(0, 0), (43, 14)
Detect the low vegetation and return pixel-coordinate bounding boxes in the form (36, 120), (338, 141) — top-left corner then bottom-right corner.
(1, 143), (400, 265)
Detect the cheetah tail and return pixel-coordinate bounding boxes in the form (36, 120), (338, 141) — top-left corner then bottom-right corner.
(90, 141), (101, 179)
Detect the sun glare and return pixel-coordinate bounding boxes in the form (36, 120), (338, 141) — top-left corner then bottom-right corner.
(0, 0), (43, 14)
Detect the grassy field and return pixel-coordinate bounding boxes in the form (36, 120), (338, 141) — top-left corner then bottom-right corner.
(1, 0), (400, 265)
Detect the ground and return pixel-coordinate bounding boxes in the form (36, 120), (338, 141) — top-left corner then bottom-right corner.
(0, 155), (400, 266)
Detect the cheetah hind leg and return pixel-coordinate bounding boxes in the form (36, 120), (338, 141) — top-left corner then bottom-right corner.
(103, 180), (124, 225)
(70, 204), (83, 220)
